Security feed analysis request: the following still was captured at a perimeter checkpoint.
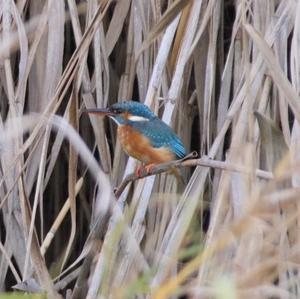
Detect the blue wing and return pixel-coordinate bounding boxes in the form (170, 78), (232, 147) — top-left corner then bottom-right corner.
(131, 119), (186, 159)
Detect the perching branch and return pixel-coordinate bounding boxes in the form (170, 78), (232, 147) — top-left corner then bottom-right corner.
(114, 152), (273, 198)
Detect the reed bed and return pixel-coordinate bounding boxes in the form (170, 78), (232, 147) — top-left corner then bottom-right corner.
(0, 0), (300, 298)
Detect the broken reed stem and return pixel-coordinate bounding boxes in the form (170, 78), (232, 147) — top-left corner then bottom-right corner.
(40, 177), (83, 256)
(114, 152), (273, 198)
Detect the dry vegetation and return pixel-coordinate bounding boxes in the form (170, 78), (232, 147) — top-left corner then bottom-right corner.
(1, 0), (300, 298)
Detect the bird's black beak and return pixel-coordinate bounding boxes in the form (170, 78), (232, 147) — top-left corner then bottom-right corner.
(84, 108), (115, 116)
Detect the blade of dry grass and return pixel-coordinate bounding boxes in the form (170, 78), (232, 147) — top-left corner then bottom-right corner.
(105, 0), (131, 56)
(23, 125), (50, 280)
(137, 0), (191, 57)
(245, 24), (300, 123)
(61, 87), (79, 272)
(41, 178), (83, 256)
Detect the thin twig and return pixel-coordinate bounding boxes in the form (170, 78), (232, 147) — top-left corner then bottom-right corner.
(114, 152), (273, 198)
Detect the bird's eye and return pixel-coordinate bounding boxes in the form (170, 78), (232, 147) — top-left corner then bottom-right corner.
(112, 108), (122, 114)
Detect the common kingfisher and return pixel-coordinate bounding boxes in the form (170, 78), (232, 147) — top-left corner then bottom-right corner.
(86, 101), (186, 180)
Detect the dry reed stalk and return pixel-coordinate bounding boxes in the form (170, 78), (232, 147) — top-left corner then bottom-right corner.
(2, 1), (300, 298)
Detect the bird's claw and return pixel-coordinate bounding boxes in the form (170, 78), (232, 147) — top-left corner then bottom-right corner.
(145, 164), (155, 173)
(135, 163), (155, 177)
(135, 165), (143, 177)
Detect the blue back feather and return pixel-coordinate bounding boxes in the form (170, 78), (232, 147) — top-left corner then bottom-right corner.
(131, 119), (186, 159)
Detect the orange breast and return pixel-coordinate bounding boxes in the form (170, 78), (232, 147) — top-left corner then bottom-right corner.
(117, 125), (175, 165)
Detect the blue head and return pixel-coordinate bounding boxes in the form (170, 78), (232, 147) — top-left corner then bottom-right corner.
(85, 101), (157, 125)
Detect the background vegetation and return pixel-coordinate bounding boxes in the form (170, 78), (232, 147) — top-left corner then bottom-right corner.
(0, 0), (299, 298)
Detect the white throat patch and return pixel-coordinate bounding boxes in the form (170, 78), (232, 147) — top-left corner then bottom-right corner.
(127, 115), (149, 122)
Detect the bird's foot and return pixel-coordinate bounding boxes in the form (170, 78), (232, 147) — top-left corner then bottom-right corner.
(135, 164), (144, 177)
(135, 163), (155, 177)
(145, 163), (155, 174)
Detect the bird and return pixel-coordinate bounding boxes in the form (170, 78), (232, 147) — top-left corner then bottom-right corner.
(85, 101), (186, 181)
